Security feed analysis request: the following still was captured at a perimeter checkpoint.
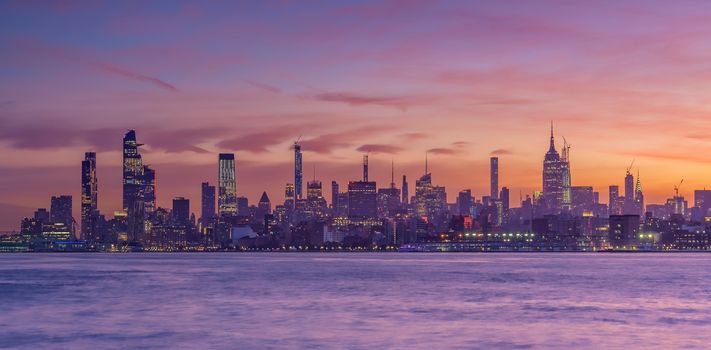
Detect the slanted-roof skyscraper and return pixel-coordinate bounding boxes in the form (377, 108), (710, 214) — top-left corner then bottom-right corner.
(81, 152), (98, 241)
(123, 130), (145, 241)
(218, 153), (237, 215)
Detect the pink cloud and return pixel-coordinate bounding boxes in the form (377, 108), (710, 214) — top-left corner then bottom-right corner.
(356, 144), (403, 154)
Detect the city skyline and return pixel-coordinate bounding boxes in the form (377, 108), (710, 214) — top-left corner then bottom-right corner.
(4, 1), (711, 230)
(0, 124), (707, 231)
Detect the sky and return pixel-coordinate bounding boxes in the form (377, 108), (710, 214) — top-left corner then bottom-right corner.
(2, 0), (711, 230)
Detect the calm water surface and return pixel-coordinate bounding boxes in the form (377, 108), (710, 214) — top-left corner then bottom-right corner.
(1, 253), (711, 349)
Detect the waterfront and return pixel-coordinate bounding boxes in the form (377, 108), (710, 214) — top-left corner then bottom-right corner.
(2, 253), (711, 349)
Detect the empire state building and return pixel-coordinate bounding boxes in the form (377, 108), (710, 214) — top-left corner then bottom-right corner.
(542, 123), (565, 213)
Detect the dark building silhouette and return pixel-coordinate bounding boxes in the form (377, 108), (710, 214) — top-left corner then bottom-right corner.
(218, 153), (237, 215)
(258, 192), (271, 215)
(609, 215), (640, 248)
(142, 165), (156, 215)
(34, 208), (50, 223)
(81, 152), (98, 241)
(172, 197), (190, 225)
(402, 175), (409, 205)
(201, 182), (216, 223)
(490, 157), (498, 200)
(500, 186), (510, 211)
(457, 190), (473, 216)
(50, 195), (73, 235)
(331, 181), (339, 210)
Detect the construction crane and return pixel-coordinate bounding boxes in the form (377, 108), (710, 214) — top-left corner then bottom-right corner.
(626, 158), (635, 175)
(674, 179), (684, 197)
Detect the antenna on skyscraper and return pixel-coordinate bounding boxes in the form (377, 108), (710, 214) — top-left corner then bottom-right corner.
(390, 159), (395, 188)
(425, 151), (429, 175)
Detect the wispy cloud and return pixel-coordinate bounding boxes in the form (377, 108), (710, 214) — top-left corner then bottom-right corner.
(490, 149), (514, 155)
(356, 144), (402, 154)
(312, 92), (424, 110)
(243, 80), (281, 93)
(96, 64), (178, 92)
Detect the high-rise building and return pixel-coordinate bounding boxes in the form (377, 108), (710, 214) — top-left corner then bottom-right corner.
(218, 153), (237, 215)
(142, 165), (156, 215)
(285, 183), (295, 208)
(561, 139), (572, 211)
(542, 123), (565, 214)
(634, 172), (644, 216)
(294, 142), (303, 200)
(237, 197), (249, 216)
(172, 197), (190, 225)
(363, 155), (369, 182)
(402, 175), (409, 205)
(201, 182), (216, 223)
(81, 152), (98, 241)
(694, 190), (711, 218)
(490, 157), (498, 200)
(347, 181), (377, 218)
(457, 190), (473, 216)
(50, 195), (73, 235)
(624, 169), (635, 214)
(331, 181), (339, 209)
(609, 185), (622, 215)
(258, 192), (272, 215)
(34, 208), (50, 223)
(123, 130), (145, 241)
(500, 186), (510, 211)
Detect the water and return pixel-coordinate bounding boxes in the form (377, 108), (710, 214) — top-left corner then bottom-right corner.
(1, 253), (711, 349)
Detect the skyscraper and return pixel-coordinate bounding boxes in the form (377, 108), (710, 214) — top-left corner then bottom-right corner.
(294, 142), (303, 200)
(331, 181), (339, 209)
(609, 185), (622, 215)
(624, 169), (635, 214)
(500, 186), (510, 211)
(81, 152), (98, 241)
(123, 130), (144, 241)
(363, 154), (369, 182)
(402, 175), (409, 205)
(347, 181), (377, 218)
(490, 157), (498, 200)
(218, 153), (237, 215)
(201, 182), (216, 223)
(258, 192), (272, 214)
(142, 165), (156, 215)
(561, 139), (572, 211)
(635, 172), (644, 216)
(542, 123), (565, 214)
(285, 183), (295, 207)
(50, 195), (73, 235)
(172, 197), (190, 225)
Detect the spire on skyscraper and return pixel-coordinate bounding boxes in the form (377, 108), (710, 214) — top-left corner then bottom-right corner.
(549, 120), (556, 152)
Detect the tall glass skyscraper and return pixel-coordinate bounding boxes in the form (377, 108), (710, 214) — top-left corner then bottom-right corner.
(81, 152), (98, 241)
(490, 157), (498, 200)
(218, 153), (237, 215)
(294, 142), (303, 200)
(123, 130), (145, 241)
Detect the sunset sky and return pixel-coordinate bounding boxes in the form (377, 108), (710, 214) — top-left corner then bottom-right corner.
(2, 1), (711, 230)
